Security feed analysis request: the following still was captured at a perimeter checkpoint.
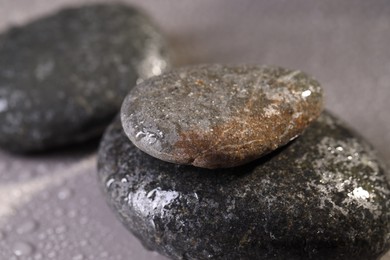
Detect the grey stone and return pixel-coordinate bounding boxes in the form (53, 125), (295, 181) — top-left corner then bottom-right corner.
(98, 112), (390, 260)
(121, 64), (323, 169)
(0, 4), (170, 152)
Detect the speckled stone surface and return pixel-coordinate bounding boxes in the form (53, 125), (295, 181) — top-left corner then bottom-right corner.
(98, 112), (390, 260)
(121, 64), (323, 169)
(0, 4), (170, 152)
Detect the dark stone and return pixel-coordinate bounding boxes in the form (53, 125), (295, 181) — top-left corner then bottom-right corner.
(121, 64), (323, 169)
(0, 4), (170, 152)
(98, 112), (390, 260)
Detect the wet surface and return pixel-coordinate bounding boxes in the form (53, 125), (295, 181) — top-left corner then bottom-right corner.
(0, 0), (389, 259)
(0, 145), (168, 260)
(0, 4), (170, 152)
(121, 65), (323, 168)
(98, 113), (390, 260)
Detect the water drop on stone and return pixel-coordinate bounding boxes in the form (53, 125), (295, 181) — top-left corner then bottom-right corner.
(106, 178), (115, 188)
(12, 241), (34, 256)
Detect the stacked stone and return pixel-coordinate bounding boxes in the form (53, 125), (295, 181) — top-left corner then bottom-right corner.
(98, 64), (390, 259)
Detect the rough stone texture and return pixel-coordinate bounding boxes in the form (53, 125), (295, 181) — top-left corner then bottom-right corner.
(0, 4), (170, 152)
(98, 112), (390, 260)
(121, 64), (323, 169)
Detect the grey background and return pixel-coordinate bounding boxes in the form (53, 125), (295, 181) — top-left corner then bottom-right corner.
(0, 0), (389, 259)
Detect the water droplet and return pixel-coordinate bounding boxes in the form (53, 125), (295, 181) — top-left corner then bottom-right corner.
(72, 254), (85, 260)
(47, 250), (57, 258)
(136, 131), (146, 140)
(106, 178), (115, 188)
(0, 98), (8, 112)
(100, 251), (109, 258)
(147, 133), (157, 144)
(136, 78), (144, 84)
(54, 208), (64, 216)
(67, 209), (78, 218)
(136, 129), (163, 144)
(80, 239), (89, 247)
(37, 233), (46, 241)
(34, 253), (43, 260)
(16, 220), (39, 234)
(60, 240), (69, 248)
(12, 241), (34, 256)
(348, 187), (370, 200)
(301, 89), (312, 98)
(57, 187), (73, 200)
(55, 225), (67, 234)
(80, 217), (88, 225)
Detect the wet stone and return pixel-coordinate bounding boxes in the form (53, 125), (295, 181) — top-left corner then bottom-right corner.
(98, 112), (390, 260)
(0, 4), (170, 152)
(121, 64), (323, 169)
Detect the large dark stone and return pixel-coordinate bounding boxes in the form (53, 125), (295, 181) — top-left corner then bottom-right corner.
(121, 64), (323, 169)
(0, 4), (170, 152)
(98, 112), (390, 260)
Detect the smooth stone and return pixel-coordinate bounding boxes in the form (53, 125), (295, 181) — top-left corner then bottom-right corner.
(0, 4), (170, 152)
(121, 64), (323, 169)
(98, 112), (390, 260)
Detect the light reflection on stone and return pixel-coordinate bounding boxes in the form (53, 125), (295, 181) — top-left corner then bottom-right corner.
(348, 187), (370, 200)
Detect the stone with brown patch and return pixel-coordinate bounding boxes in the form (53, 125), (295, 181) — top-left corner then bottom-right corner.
(121, 64), (323, 168)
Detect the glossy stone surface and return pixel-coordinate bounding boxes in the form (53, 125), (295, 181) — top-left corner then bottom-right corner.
(98, 112), (390, 260)
(121, 64), (323, 169)
(0, 4), (170, 152)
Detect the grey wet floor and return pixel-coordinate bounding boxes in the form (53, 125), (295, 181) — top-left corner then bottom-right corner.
(0, 1), (389, 259)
